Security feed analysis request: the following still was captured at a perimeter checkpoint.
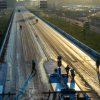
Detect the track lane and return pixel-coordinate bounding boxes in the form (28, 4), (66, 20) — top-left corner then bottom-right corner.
(4, 7), (49, 100)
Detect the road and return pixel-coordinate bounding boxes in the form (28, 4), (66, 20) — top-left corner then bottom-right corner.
(3, 6), (100, 100)
(51, 14), (100, 33)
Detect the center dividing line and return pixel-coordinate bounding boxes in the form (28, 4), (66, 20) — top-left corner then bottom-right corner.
(15, 71), (36, 100)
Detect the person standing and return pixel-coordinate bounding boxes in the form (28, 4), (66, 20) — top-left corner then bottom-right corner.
(20, 25), (22, 30)
(32, 60), (36, 73)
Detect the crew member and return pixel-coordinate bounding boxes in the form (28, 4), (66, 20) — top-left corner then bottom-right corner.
(32, 60), (36, 73)
(20, 25), (22, 30)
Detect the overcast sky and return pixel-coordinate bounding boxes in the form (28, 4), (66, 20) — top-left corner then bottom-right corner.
(52, 0), (100, 5)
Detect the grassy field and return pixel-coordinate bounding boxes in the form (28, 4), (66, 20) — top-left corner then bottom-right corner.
(27, 7), (100, 53)
(0, 8), (13, 49)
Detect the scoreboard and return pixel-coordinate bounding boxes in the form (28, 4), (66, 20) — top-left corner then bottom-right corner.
(0, 1), (7, 9)
(40, 1), (47, 8)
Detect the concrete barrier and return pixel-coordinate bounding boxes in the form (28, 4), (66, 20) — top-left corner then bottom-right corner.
(28, 9), (100, 62)
(0, 9), (15, 60)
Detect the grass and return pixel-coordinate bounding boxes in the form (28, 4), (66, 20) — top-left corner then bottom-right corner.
(27, 7), (100, 54)
(0, 8), (13, 49)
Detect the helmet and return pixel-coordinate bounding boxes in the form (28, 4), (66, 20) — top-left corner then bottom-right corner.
(67, 64), (69, 67)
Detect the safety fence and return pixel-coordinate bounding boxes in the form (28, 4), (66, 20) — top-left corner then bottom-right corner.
(28, 9), (100, 61)
(0, 9), (15, 61)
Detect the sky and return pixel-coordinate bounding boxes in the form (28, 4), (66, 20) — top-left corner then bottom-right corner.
(56, 0), (100, 4)
(14, 0), (100, 5)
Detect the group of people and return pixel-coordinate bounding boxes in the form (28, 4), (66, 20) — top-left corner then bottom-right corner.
(31, 58), (99, 74)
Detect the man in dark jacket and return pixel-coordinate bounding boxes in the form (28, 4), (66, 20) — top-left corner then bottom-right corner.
(32, 60), (36, 73)
(65, 64), (70, 76)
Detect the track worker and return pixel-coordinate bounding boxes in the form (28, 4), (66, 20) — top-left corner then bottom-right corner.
(32, 60), (36, 73)
(71, 69), (75, 79)
(65, 64), (70, 76)
(20, 25), (22, 30)
(36, 19), (38, 23)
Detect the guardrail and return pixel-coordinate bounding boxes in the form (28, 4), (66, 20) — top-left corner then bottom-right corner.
(28, 9), (100, 62)
(0, 9), (15, 61)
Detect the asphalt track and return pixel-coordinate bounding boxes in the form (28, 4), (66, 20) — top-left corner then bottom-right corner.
(3, 6), (100, 100)
(3, 7), (53, 100)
